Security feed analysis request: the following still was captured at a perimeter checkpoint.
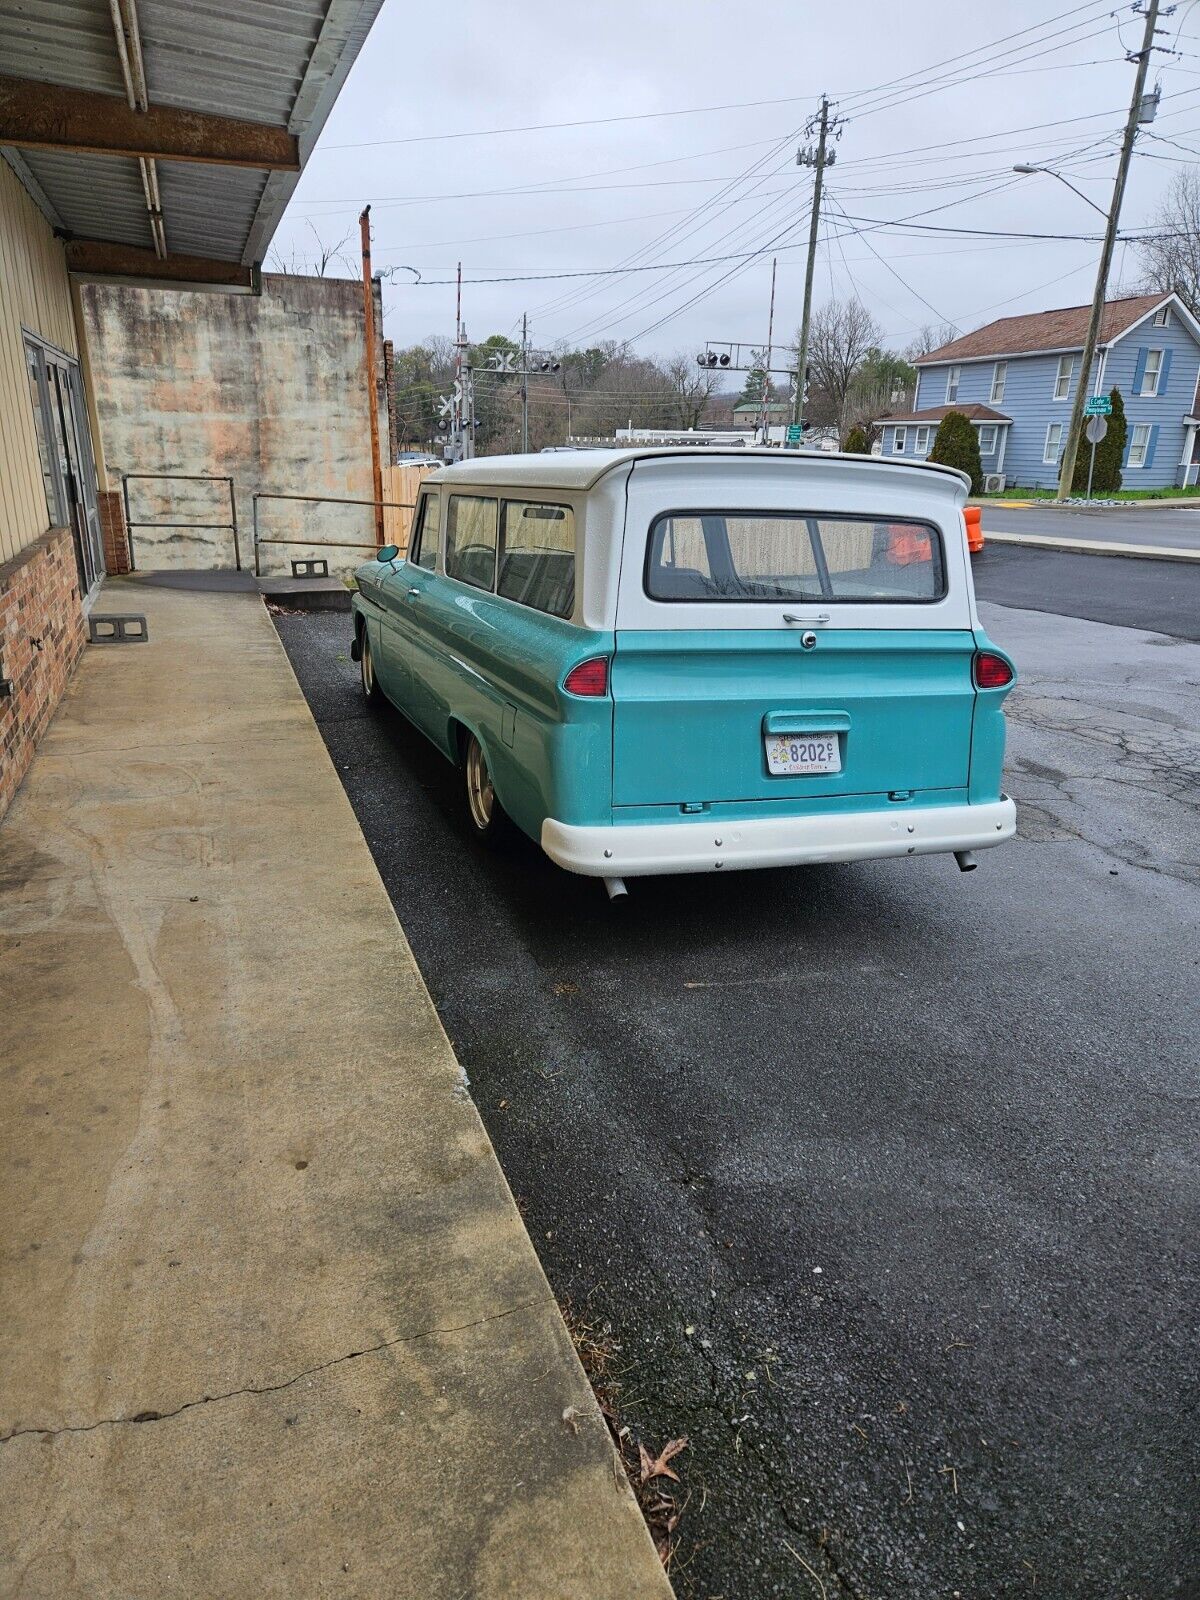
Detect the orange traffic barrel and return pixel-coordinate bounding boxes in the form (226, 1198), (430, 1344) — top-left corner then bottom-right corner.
(964, 505), (984, 554)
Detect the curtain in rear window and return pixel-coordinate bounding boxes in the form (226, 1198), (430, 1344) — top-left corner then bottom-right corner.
(645, 511), (945, 603)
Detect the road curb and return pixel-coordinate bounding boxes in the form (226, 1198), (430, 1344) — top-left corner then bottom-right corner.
(982, 530), (1200, 563)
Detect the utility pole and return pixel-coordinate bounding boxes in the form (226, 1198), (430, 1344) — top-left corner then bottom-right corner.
(358, 205), (385, 544)
(521, 312), (530, 453)
(793, 96), (839, 438)
(1057, 0), (1161, 498)
(759, 256), (777, 446)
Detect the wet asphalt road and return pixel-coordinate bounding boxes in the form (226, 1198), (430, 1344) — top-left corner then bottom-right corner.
(275, 550), (1199, 1600)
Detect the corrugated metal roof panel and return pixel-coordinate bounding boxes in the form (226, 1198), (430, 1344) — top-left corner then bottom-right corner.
(155, 162), (265, 261)
(0, 0), (125, 97)
(137, 0), (330, 126)
(0, 0), (383, 278)
(19, 148), (150, 248)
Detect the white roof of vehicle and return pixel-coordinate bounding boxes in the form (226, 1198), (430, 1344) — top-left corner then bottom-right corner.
(427, 447), (970, 494)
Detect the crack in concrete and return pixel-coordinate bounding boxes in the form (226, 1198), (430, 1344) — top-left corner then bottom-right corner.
(0, 1296), (552, 1445)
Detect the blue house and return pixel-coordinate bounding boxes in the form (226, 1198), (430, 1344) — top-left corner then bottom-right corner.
(877, 292), (1200, 490)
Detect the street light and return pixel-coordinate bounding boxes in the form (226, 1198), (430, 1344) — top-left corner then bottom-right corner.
(1012, 164), (1108, 219)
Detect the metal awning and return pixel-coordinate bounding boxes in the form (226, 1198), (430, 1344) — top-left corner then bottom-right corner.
(0, 0), (383, 291)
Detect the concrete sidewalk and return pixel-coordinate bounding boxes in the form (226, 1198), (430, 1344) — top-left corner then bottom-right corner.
(0, 580), (670, 1599)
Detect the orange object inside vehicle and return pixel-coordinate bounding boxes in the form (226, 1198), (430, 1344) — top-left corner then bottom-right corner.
(884, 523), (933, 565)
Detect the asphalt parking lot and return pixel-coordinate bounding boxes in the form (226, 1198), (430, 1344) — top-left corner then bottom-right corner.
(276, 548), (1199, 1599)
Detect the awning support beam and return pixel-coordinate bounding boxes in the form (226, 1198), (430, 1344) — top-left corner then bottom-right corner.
(65, 239), (260, 291)
(0, 75), (299, 170)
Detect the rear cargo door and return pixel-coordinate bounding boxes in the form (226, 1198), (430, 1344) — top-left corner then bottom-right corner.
(610, 498), (976, 808)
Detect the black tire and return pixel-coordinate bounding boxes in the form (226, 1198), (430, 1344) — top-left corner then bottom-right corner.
(463, 732), (512, 843)
(359, 627), (383, 705)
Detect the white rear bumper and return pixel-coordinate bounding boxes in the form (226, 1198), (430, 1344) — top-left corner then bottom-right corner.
(541, 798), (1016, 878)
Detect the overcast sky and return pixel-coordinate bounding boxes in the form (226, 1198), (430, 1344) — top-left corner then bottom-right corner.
(269, 0), (1200, 363)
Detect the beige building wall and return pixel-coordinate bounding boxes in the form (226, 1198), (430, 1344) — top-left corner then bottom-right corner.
(0, 159), (80, 566)
(80, 273), (389, 576)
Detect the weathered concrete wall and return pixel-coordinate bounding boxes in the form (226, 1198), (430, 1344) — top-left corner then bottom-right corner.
(80, 273), (388, 575)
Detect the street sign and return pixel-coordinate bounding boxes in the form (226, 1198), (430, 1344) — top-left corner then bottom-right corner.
(1085, 415), (1108, 444)
(786, 424), (803, 443)
(1084, 395), (1112, 416)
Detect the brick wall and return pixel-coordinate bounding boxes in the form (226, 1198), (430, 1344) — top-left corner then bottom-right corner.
(383, 338), (399, 462)
(0, 526), (87, 820)
(98, 490), (131, 574)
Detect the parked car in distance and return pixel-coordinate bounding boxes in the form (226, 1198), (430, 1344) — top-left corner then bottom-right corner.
(351, 448), (1016, 897)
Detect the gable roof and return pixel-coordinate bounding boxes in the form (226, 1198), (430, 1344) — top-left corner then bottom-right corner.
(878, 403), (1011, 425)
(914, 294), (1170, 365)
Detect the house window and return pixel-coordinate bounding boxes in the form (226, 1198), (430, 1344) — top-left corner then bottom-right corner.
(990, 362), (1007, 403)
(945, 366), (961, 403)
(978, 425), (998, 455)
(1044, 422), (1063, 464)
(893, 426), (907, 452)
(914, 426), (930, 454)
(1140, 349), (1164, 396)
(1053, 355), (1076, 400)
(1153, 305), (1170, 328)
(1128, 422), (1152, 468)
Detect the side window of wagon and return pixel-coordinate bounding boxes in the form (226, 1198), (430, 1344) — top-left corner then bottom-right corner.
(446, 495), (499, 591)
(498, 501), (575, 618)
(411, 489), (441, 570)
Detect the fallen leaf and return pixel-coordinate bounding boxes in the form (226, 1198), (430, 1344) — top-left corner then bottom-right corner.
(640, 1435), (689, 1483)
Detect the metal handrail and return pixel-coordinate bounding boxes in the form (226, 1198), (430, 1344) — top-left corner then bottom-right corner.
(122, 473), (240, 570)
(251, 491), (414, 575)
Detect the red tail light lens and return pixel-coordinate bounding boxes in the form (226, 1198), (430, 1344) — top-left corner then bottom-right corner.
(563, 657), (609, 696)
(974, 651), (1014, 689)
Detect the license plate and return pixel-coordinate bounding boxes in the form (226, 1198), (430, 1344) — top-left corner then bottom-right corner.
(766, 732), (841, 776)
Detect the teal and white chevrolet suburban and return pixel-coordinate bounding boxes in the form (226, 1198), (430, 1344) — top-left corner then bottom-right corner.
(351, 448), (1016, 897)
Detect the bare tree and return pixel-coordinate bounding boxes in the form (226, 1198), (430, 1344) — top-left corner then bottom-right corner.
(803, 298), (884, 437)
(904, 322), (958, 362)
(268, 220), (356, 277)
(665, 353), (719, 429)
(1136, 165), (1200, 313)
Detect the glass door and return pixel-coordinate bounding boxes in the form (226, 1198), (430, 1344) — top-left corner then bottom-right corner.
(23, 336), (104, 597)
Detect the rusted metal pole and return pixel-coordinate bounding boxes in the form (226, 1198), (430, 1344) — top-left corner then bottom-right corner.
(360, 205), (385, 545)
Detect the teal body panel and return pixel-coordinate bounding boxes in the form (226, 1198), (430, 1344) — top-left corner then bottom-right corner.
(609, 629), (980, 809)
(353, 560), (613, 840)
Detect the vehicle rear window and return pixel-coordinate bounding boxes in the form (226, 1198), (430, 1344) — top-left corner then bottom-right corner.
(646, 511), (946, 603)
(445, 495), (498, 591)
(498, 501), (575, 618)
